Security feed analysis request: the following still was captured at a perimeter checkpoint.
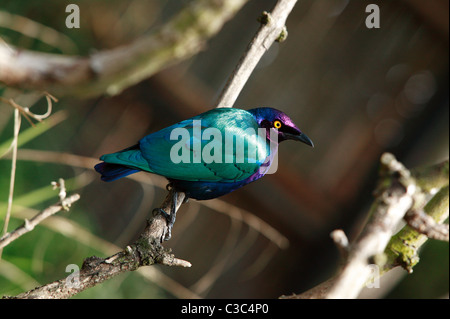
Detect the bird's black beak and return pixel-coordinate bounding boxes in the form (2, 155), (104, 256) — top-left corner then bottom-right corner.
(284, 131), (314, 147)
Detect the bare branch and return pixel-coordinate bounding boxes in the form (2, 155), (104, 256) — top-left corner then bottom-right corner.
(0, 190), (80, 250)
(0, 0), (249, 97)
(404, 208), (449, 242)
(330, 229), (350, 259)
(383, 185), (449, 273)
(12, 206), (200, 299)
(325, 153), (420, 299)
(215, 0), (298, 108)
(0, 92), (58, 260)
(283, 155), (448, 299)
(280, 278), (336, 299)
(51, 178), (67, 204)
(5, 203), (191, 299)
(0, 108), (21, 259)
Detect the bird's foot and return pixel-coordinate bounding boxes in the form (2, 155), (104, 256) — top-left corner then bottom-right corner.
(152, 208), (175, 242)
(151, 189), (184, 242)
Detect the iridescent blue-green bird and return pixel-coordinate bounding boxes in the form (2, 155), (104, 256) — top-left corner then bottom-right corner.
(95, 107), (313, 239)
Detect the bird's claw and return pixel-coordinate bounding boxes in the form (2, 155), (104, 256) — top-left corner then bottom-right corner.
(152, 208), (174, 242)
(151, 189), (182, 242)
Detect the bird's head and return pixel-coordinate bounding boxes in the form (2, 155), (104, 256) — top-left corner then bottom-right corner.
(248, 107), (314, 147)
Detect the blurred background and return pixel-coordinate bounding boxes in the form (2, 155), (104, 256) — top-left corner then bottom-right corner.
(0, 0), (448, 298)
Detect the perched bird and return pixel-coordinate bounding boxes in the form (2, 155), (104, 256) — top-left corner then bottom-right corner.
(95, 107), (313, 239)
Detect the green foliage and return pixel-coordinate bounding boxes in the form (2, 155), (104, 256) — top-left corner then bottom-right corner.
(387, 240), (449, 298)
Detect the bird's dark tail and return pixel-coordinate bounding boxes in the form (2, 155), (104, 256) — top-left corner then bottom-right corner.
(94, 162), (139, 182)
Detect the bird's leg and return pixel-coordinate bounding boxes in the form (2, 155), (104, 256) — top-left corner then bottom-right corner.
(152, 188), (179, 241)
(165, 191), (178, 241)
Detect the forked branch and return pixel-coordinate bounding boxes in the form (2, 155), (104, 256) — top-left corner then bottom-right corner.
(281, 154), (449, 299)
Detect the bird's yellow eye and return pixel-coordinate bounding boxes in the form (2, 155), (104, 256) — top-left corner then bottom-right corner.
(273, 120), (282, 129)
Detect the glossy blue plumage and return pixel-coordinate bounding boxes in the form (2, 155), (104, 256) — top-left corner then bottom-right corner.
(95, 107), (313, 200)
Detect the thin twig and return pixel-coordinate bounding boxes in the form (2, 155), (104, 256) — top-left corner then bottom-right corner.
(330, 229), (350, 259)
(0, 92), (56, 126)
(0, 97), (34, 126)
(215, 0), (298, 108)
(51, 178), (67, 204)
(0, 108), (21, 260)
(0, 194), (81, 250)
(0, 92), (57, 259)
(404, 208), (449, 242)
(34, 92), (57, 121)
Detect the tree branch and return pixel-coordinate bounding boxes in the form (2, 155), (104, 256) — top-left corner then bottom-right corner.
(329, 229), (350, 260)
(4, 187), (191, 299)
(0, 180), (80, 250)
(215, 0), (298, 108)
(325, 153), (420, 299)
(404, 206), (449, 242)
(383, 185), (449, 273)
(0, 0), (249, 97)
(0, 93), (59, 259)
(283, 154), (449, 299)
(6, 242), (190, 299)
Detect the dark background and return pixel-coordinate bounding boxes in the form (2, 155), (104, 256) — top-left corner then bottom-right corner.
(0, 0), (448, 298)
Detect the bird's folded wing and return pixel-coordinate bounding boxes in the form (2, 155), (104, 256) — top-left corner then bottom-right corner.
(139, 109), (270, 182)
